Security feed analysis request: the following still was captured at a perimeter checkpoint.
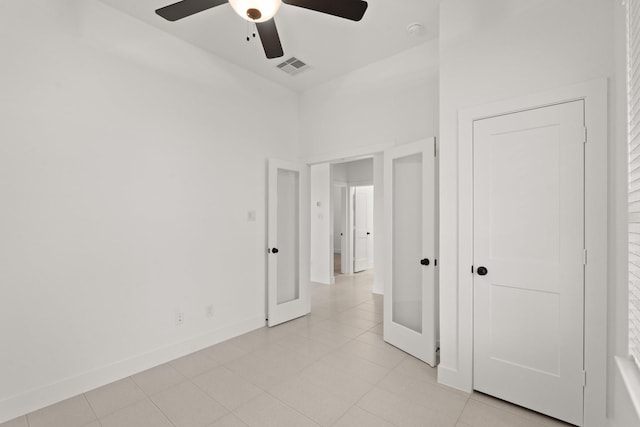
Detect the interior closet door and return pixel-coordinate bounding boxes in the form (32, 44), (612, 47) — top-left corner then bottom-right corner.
(473, 101), (585, 425)
(267, 159), (310, 327)
(383, 138), (437, 366)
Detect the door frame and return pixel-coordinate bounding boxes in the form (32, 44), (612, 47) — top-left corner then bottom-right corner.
(307, 150), (388, 296)
(443, 79), (607, 426)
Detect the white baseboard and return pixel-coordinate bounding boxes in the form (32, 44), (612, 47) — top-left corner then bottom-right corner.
(0, 316), (265, 423)
(437, 364), (472, 394)
(614, 356), (640, 427)
(372, 276), (384, 295)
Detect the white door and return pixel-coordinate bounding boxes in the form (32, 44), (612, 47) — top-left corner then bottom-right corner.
(473, 101), (585, 425)
(353, 186), (373, 272)
(383, 138), (437, 366)
(267, 159), (310, 327)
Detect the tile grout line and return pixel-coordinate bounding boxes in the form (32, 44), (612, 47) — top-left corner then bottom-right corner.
(188, 370), (239, 415)
(352, 389), (401, 427)
(261, 387), (327, 427)
(81, 394), (101, 427)
(453, 393), (472, 426)
(146, 392), (178, 427)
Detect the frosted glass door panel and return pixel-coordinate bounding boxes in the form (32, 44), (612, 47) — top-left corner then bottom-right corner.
(392, 153), (423, 333)
(277, 169), (300, 304)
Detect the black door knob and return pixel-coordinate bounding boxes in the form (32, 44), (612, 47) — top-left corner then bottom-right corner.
(477, 266), (488, 276)
(420, 258), (430, 266)
(367, 232), (371, 235)
(271, 248), (279, 254)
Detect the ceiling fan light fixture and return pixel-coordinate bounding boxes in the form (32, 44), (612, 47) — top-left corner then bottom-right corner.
(229, 0), (282, 23)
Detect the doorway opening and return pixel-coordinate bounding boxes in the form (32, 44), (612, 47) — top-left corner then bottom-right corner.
(332, 159), (375, 283)
(310, 157), (376, 286)
(309, 155), (383, 337)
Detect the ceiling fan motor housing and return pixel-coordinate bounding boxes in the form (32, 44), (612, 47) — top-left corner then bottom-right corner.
(247, 8), (262, 20)
(229, 0), (282, 23)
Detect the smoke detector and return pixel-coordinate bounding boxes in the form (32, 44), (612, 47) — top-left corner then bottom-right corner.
(276, 57), (310, 76)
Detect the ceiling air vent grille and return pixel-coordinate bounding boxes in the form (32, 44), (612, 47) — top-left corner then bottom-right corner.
(276, 57), (310, 76)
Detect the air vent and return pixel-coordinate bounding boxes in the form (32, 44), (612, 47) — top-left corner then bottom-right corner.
(276, 57), (310, 76)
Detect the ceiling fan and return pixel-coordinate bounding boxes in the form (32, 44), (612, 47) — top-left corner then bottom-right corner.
(155, 0), (369, 59)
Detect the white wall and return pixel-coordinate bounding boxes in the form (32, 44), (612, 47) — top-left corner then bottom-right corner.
(0, 0), (299, 422)
(346, 158), (374, 185)
(310, 164), (332, 284)
(332, 162), (347, 182)
(300, 41), (439, 162)
(332, 186), (343, 252)
(438, 0), (638, 426)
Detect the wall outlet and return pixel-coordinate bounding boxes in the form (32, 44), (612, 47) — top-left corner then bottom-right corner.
(205, 305), (214, 318)
(175, 311), (184, 326)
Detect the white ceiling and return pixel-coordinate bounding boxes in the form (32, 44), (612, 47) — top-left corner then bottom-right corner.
(98, 0), (440, 91)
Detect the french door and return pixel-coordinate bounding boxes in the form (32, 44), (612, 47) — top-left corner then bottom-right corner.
(383, 138), (437, 366)
(267, 159), (310, 327)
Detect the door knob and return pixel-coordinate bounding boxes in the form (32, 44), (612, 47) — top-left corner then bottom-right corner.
(271, 248), (279, 254)
(367, 232), (371, 235)
(477, 266), (488, 276)
(420, 258), (430, 266)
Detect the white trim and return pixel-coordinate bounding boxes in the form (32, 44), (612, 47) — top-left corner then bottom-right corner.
(447, 78), (607, 427)
(616, 356), (640, 422)
(0, 316), (265, 424)
(303, 142), (392, 165)
(348, 179), (375, 187)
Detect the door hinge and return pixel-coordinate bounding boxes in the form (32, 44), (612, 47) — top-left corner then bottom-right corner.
(583, 127), (587, 144)
(434, 140), (437, 157)
(583, 249), (588, 265)
(582, 370), (587, 387)
(471, 265), (474, 274)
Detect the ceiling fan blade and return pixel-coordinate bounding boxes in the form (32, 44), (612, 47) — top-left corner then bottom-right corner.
(282, 0), (368, 21)
(156, 0), (228, 21)
(256, 19), (284, 59)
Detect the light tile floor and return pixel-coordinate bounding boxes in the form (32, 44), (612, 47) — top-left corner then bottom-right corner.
(2, 270), (573, 427)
